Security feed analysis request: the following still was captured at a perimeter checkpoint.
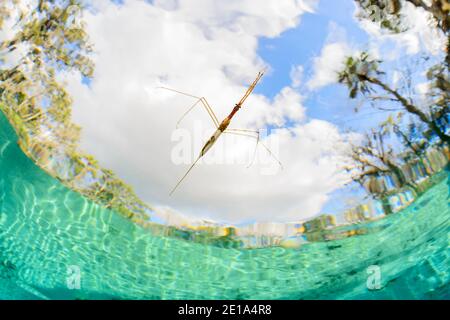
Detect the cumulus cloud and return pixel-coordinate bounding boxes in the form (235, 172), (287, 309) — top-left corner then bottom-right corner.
(62, 0), (352, 223)
(307, 42), (353, 90)
(307, 22), (355, 90)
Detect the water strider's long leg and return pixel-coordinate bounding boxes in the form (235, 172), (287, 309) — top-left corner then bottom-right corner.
(223, 130), (283, 169)
(226, 128), (259, 134)
(157, 87), (219, 128)
(169, 156), (202, 196)
(200, 98), (219, 127)
(177, 99), (202, 128)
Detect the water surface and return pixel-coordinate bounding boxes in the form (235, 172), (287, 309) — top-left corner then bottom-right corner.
(0, 112), (448, 299)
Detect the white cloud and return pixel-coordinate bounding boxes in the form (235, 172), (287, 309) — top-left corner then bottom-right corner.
(61, 0), (353, 223)
(290, 65), (304, 88)
(307, 42), (353, 90)
(306, 22), (355, 90)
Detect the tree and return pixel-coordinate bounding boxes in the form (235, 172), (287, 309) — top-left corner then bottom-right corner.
(345, 123), (419, 199)
(355, 0), (450, 67)
(338, 52), (450, 143)
(340, 2), (449, 202)
(1, 0), (94, 144)
(389, 120), (430, 158)
(0, 1), (152, 221)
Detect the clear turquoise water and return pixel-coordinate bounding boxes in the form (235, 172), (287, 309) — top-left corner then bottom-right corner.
(0, 111), (449, 299)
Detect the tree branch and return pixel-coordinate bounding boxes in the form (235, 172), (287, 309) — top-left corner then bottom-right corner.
(361, 74), (450, 142)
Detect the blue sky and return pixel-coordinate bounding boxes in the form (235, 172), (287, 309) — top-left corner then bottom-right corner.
(254, 0), (371, 216)
(257, 0), (360, 96)
(257, 0), (366, 124)
(256, 0), (444, 134)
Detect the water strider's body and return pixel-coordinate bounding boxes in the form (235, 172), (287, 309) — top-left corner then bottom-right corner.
(159, 70), (280, 195)
(199, 71), (263, 157)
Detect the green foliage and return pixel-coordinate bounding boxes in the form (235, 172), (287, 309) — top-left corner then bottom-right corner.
(426, 63), (449, 121)
(355, 0), (450, 67)
(0, 1), (153, 222)
(355, 0), (449, 34)
(338, 52), (384, 100)
(355, 0), (403, 33)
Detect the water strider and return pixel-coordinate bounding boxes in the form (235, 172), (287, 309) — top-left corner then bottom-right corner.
(159, 70), (282, 195)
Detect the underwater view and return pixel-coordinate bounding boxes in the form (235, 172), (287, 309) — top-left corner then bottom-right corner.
(0, 110), (449, 299)
(0, 0), (449, 302)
